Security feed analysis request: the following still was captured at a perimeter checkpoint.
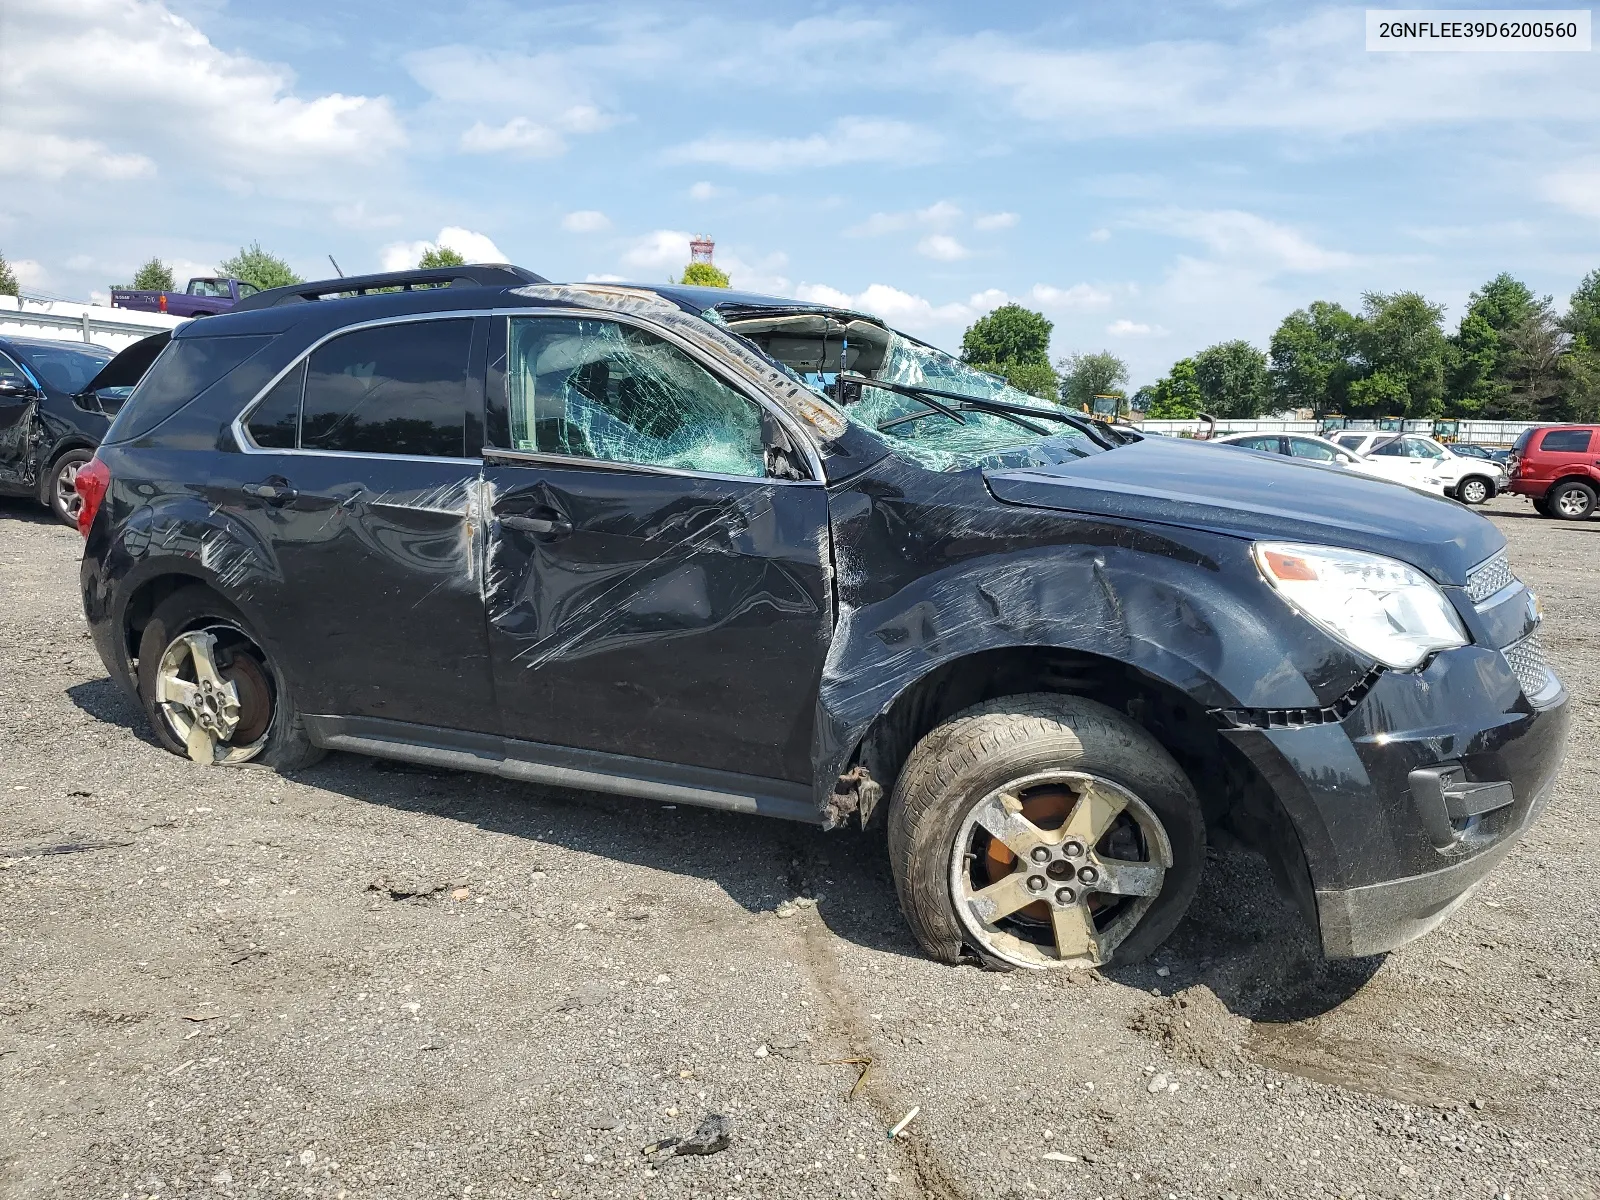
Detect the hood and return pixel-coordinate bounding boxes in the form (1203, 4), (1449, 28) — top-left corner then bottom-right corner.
(78, 331), (170, 395)
(985, 435), (1503, 584)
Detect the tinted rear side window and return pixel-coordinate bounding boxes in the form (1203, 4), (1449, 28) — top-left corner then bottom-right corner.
(103, 334), (271, 443)
(245, 361), (304, 449)
(301, 320), (473, 458)
(1539, 428), (1593, 453)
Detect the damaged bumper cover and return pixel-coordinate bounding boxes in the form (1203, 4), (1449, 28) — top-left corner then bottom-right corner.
(1222, 644), (1570, 959)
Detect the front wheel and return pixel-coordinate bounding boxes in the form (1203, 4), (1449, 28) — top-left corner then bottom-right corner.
(887, 694), (1204, 971)
(136, 586), (323, 771)
(1548, 480), (1597, 520)
(1456, 475), (1492, 505)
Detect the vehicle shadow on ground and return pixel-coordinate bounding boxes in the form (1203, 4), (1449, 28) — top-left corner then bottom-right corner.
(1490, 509), (1600, 528)
(288, 746), (1377, 1021)
(0, 496), (57, 526)
(67, 679), (1381, 1021)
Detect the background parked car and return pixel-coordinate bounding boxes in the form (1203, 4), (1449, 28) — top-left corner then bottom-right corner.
(1212, 431), (1396, 481)
(110, 276), (259, 319)
(1508, 424), (1600, 519)
(1449, 442), (1512, 466)
(1331, 431), (1505, 504)
(0, 332), (167, 525)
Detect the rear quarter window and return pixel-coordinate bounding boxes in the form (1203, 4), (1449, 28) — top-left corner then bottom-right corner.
(1538, 428), (1593, 453)
(102, 334), (271, 443)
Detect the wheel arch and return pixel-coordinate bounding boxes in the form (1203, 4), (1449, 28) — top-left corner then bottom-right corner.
(837, 643), (1319, 929)
(34, 436), (97, 503)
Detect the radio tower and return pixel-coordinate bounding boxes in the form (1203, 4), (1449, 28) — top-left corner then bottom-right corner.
(689, 235), (715, 264)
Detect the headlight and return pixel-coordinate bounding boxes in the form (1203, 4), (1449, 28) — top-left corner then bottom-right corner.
(1253, 542), (1470, 669)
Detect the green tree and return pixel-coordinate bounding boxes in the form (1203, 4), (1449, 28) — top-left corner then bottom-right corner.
(1354, 291), (1447, 417)
(131, 257), (175, 292)
(1192, 339), (1271, 418)
(216, 242), (302, 292)
(0, 250), (17, 298)
(1058, 351), (1129, 411)
(1446, 273), (1540, 416)
(1146, 358), (1203, 419)
(1556, 269), (1600, 422)
(961, 304), (1053, 369)
(1268, 301), (1363, 413)
(679, 261), (730, 287)
(1129, 384), (1157, 413)
(418, 245), (466, 268)
(992, 359), (1060, 400)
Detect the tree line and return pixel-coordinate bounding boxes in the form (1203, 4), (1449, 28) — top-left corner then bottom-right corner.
(1144, 272), (1600, 422)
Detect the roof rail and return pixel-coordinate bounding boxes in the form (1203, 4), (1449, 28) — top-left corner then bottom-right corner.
(231, 264), (549, 312)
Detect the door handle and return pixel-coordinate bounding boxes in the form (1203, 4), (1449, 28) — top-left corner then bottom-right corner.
(502, 513), (572, 536)
(243, 479), (296, 505)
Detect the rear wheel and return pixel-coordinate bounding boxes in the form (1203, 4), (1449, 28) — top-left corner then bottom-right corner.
(136, 587), (322, 771)
(1457, 475), (1492, 505)
(42, 448), (93, 527)
(887, 694), (1204, 971)
(1548, 481), (1596, 520)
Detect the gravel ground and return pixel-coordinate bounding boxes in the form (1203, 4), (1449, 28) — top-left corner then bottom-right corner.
(1, 492), (1597, 1200)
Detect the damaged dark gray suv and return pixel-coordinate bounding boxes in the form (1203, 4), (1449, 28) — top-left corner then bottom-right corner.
(79, 264), (1570, 972)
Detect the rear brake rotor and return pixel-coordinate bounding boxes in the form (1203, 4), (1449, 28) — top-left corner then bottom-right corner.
(220, 649), (273, 745)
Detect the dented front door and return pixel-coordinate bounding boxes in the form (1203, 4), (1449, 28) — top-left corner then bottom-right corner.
(479, 311), (831, 783)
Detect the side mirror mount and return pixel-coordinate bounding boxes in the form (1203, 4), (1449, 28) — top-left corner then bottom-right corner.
(0, 377), (38, 399)
(1336, 453), (1352, 464)
(760, 410), (808, 482)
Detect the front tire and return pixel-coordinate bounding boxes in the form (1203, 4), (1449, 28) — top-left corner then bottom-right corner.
(886, 694), (1204, 971)
(136, 586), (323, 771)
(43, 448), (93, 527)
(1548, 480), (1596, 520)
(1456, 475), (1492, 505)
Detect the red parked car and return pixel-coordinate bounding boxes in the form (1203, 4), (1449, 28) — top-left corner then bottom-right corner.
(1508, 425), (1600, 519)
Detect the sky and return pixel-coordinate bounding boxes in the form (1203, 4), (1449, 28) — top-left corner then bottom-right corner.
(2, 0), (1598, 386)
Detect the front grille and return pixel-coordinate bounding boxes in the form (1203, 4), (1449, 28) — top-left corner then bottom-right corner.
(1466, 552), (1517, 605)
(1504, 633), (1554, 700)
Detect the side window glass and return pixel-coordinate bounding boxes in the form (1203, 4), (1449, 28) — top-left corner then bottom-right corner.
(505, 317), (765, 477)
(1371, 438), (1407, 457)
(1540, 429), (1592, 453)
(237, 282), (260, 298)
(1409, 438), (1444, 459)
(0, 352), (29, 387)
(1288, 438), (1337, 461)
(246, 362), (304, 449)
(302, 319), (474, 458)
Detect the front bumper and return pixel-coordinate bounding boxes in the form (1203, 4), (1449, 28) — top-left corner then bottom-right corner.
(1223, 642), (1570, 959)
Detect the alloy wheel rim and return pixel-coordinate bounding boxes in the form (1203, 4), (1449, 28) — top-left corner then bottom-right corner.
(949, 770), (1173, 970)
(154, 626), (273, 765)
(56, 461), (82, 517)
(1462, 480), (1487, 504)
(1558, 490), (1589, 516)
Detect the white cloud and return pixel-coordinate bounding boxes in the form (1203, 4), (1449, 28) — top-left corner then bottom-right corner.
(585, 273), (627, 282)
(561, 210), (612, 233)
(917, 234), (970, 261)
(0, 0), (404, 190)
(380, 227), (507, 271)
(1088, 228), (1112, 243)
(11, 260), (47, 288)
(974, 212), (1019, 231)
(848, 200), (964, 238)
(332, 201), (402, 230)
(688, 181), (723, 201)
(668, 116), (941, 172)
(621, 230), (694, 273)
(1542, 163), (1600, 219)
(461, 118), (566, 158)
(1028, 283), (1112, 309)
(1130, 209), (1353, 273)
(1106, 319), (1161, 336)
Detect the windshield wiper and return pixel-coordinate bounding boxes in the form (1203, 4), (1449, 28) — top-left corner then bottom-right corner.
(839, 375), (968, 430)
(841, 374), (1117, 448)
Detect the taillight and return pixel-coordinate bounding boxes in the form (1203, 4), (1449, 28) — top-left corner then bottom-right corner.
(76, 456), (111, 537)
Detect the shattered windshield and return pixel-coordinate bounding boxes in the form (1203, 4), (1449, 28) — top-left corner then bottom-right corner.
(708, 306), (1104, 472)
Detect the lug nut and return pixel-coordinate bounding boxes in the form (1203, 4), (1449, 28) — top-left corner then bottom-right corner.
(1026, 875), (1047, 892)
(1077, 865), (1099, 884)
(1030, 846), (1051, 863)
(1055, 887), (1077, 905)
(1063, 840), (1085, 858)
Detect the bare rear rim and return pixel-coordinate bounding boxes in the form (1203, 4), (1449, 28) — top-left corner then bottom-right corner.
(153, 623), (275, 765)
(949, 770), (1173, 970)
(54, 458), (83, 520)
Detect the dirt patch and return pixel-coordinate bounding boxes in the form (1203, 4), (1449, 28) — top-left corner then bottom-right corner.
(1129, 984), (1253, 1069)
(1247, 1023), (1484, 1107)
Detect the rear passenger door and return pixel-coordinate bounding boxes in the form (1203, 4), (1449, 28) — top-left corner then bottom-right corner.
(1534, 428), (1595, 487)
(235, 315), (498, 729)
